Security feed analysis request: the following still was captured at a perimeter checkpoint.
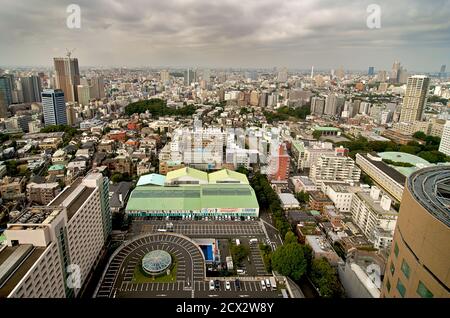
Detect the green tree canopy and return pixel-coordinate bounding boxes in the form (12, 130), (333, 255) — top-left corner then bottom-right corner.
(271, 243), (307, 280)
(310, 258), (343, 298)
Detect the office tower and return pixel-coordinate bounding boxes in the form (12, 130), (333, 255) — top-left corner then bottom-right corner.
(0, 90), (7, 118)
(160, 70), (170, 83)
(41, 89), (67, 126)
(0, 172), (111, 298)
(438, 121), (450, 156)
(381, 167), (450, 298)
(324, 94), (345, 116)
(311, 97), (325, 116)
(0, 75), (14, 107)
(90, 76), (105, 100)
(399, 75), (430, 123)
(20, 75), (42, 103)
(184, 68), (195, 86)
(53, 57), (80, 102)
(391, 61), (401, 83)
(377, 71), (387, 82)
(398, 68), (409, 84)
(440, 65), (447, 79)
(368, 67), (375, 76)
(277, 67), (288, 83)
(310, 66), (314, 79)
(259, 92), (268, 107)
(249, 90), (260, 106)
(77, 85), (90, 106)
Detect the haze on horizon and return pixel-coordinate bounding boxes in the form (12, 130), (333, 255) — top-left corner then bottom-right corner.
(1, 0), (449, 72)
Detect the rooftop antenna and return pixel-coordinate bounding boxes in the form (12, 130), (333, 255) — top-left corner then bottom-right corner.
(66, 48), (76, 59)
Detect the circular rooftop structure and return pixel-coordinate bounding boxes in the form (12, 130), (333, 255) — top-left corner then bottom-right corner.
(378, 152), (430, 166)
(142, 250), (172, 275)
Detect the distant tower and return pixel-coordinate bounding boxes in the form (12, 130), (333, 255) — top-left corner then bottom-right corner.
(399, 75), (430, 123)
(311, 66), (314, 79)
(53, 53), (80, 102)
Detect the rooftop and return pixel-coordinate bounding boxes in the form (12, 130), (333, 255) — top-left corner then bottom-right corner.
(136, 174), (166, 187)
(409, 166), (450, 227)
(166, 167), (209, 182)
(126, 184), (259, 212)
(359, 153), (406, 185)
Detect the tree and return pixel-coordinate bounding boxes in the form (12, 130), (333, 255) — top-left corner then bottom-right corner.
(230, 245), (249, 266)
(312, 130), (322, 140)
(295, 191), (309, 203)
(284, 231), (298, 244)
(271, 243), (307, 280)
(413, 131), (427, 140)
(310, 258), (343, 298)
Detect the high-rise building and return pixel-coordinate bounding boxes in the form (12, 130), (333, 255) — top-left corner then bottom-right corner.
(311, 97), (325, 116)
(267, 143), (290, 181)
(277, 67), (288, 83)
(0, 90), (7, 118)
(335, 66), (345, 80)
(20, 75), (42, 103)
(368, 67), (375, 76)
(53, 57), (80, 102)
(77, 85), (90, 106)
(381, 166), (450, 298)
(160, 70), (170, 83)
(41, 89), (67, 126)
(440, 65), (447, 79)
(438, 121), (450, 156)
(0, 75), (14, 107)
(0, 172), (111, 298)
(399, 75), (430, 123)
(184, 68), (195, 86)
(66, 104), (77, 127)
(90, 76), (105, 100)
(324, 94), (345, 116)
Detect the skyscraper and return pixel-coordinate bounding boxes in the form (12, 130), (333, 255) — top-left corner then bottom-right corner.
(90, 76), (105, 100)
(41, 89), (67, 126)
(277, 67), (288, 82)
(399, 75), (430, 123)
(20, 75), (42, 103)
(53, 57), (80, 102)
(0, 90), (7, 118)
(77, 85), (90, 106)
(184, 68), (195, 86)
(0, 74), (14, 107)
(381, 166), (450, 298)
(160, 70), (170, 83)
(368, 67), (375, 76)
(440, 65), (447, 79)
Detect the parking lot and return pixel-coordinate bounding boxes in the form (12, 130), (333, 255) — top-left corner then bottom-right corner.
(130, 220), (265, 238)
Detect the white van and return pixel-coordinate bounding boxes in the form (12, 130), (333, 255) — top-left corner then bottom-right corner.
(249, 238), (258, 244)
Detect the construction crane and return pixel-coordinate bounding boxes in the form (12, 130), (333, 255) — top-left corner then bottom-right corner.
(66, 48), (76, 59)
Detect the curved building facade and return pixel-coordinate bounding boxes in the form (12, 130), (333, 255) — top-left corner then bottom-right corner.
(381, 166), (450, 298)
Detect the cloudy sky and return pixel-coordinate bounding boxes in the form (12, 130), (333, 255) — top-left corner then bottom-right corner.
(1, 0), (449, 71)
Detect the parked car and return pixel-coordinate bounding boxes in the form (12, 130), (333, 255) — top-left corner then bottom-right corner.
(209, 280), (215, 291)
(225, 281), (231, 290)
(214, 280), (220, 290)
(261, 280), (266, 290)
(235, 279), (241, 290)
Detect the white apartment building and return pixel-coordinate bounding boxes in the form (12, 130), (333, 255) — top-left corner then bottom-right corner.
(355, 153), (405, 202)
(310, 155), (361, 185)
(350, 186), (398, 250)
(438, 120), (450, 156)
(0, 173), (111, 298)
(291, 141), (334, 171)
(323, 183), (362, 213)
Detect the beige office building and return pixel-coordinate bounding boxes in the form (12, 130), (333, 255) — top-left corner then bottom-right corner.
(54, 57), (80, 102)
(381, 166), (450, 298)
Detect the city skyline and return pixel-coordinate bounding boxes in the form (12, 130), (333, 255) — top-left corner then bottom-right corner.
(0, 0), (449, 71)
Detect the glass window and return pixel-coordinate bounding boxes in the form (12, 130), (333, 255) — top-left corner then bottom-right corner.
(417, 281), (433, 298)
(401, 259), (410, 279)
(396, 279), (406, 298)
(390, 262), (395, 275)
(394, 242), (399, 258)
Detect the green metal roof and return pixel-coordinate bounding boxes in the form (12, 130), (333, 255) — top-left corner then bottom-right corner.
(378, 152), (430, 165)
(166, 167), (208, 182)
(292, 141), (305, 153)
(208, 169), (249, 184)
(137, 173), (166, 187)
(48, 164), (65, 171)
(314, 126), (341, 132)
(126, 184), (259, 212)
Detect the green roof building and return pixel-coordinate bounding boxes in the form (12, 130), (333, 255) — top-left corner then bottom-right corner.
(126, 183), (259, 219)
